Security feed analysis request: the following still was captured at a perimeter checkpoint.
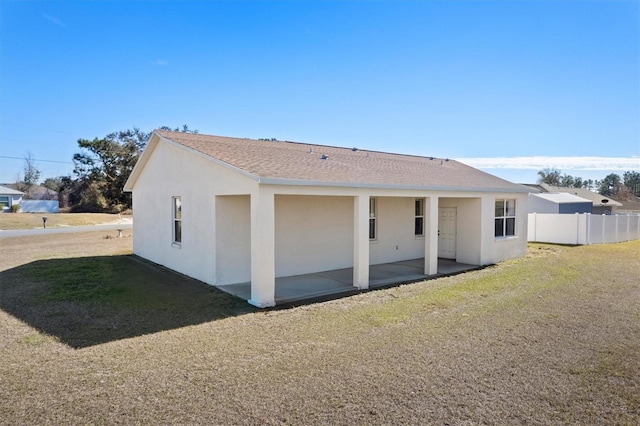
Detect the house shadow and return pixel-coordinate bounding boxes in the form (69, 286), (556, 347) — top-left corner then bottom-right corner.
(0, 255), (257, 349)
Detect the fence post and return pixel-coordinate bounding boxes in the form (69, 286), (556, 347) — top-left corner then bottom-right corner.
(585, 213), (591, 245)
(626, 214), (630, 242)
(532, 212), (536, 242)
(575, 213), (580, 245)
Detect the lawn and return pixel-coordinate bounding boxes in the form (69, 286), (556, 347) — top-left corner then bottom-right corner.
(0, 212), (130, 230)
(1, 232), (638, 425)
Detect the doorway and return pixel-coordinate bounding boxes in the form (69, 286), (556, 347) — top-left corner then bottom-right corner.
(438, 207), (457, 259)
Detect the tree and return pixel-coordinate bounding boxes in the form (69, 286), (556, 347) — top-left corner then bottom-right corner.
(58, 176), (107, 211)
(537, 168), (561, 186)
(42, 176), (64, 192)
(16, 152), (42, 199)
(71, 125), (197, 211)
(73, 128), (150, 210)
(623, 171), (640, 197)
(559, 174), (575, 188)
(597, 173), (623, 197)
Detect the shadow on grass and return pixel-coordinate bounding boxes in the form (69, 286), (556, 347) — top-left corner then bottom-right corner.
(0, 255), (257, 349)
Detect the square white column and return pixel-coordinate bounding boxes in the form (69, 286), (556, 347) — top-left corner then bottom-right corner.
(424, 196), (438, 275)
(249, 190), (276, 308)
(353, 195), (370, 289)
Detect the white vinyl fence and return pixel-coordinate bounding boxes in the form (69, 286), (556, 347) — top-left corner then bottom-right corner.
(528, 213), (640, 245)
(19, 200), (60, 213)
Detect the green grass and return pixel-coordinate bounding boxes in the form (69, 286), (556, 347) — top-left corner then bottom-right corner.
(2, 254), (255, 348)
(29, 257), (126, 302)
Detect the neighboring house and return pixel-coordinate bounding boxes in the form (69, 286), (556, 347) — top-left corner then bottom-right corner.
(532, 184), (622, 215)
(0, 185), (24, 212)
(611, 196), (640, 214)
(125, 130), (531, 307)
(528, 193), (593, 214)
(0, 183), (58, 201)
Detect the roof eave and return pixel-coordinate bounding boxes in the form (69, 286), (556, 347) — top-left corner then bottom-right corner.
(257, 177), (532, 193)
(124, 132), (261, 192)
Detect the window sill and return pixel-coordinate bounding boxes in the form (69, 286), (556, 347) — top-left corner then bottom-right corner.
(495, 236), (518, 241)
(414, 235), (425, 240)
(171, 242), (182, 249)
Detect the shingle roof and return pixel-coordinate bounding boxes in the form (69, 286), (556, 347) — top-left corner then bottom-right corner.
(155, 130), (529, 192)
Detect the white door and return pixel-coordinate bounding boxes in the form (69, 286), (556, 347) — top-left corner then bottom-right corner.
(438, 207), (456, 259)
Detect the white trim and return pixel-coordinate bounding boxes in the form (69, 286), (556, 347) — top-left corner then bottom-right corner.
(257, 177), (532, 193)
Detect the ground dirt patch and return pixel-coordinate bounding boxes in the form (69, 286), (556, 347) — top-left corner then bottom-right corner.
(1, 234), (638, 425)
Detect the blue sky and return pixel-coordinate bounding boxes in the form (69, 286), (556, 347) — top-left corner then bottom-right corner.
(1, 0), (638, 184)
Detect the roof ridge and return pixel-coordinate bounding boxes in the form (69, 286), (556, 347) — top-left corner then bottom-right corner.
(155, 129), (447, 162)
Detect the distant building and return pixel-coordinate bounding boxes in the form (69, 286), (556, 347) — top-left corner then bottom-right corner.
(0, 185), (24, 212)
(0, 183), (58, 201)
(528, 192), (592, 214)
(523, 184), (622, 215)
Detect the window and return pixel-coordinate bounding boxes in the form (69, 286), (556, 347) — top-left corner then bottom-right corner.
(415, 199), (424, 236)
(173, 197), (182, 244)
(0, 196), (9, 209)
(369, 197), (377, 240)
(495, 199), (516, 237)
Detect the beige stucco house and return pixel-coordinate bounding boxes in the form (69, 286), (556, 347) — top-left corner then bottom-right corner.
(125, 130), (530, 307)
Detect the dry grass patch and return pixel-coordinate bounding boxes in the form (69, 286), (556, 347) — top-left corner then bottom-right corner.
(1, 236), (639, 425)
(0, 212), (129, 230)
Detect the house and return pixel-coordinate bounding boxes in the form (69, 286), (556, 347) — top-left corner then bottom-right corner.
(526, 184), (622, 215)
(0, 183), (58, 201)
(528, 192), (593, 214)
(0, 185), (24, 212)
(125, 130), (531, 307)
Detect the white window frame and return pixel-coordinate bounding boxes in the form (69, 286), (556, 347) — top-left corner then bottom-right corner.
(369, 197), (377, 240)
(495, 198), (516, 238)
(0, 196), (9, 209)
(172, 196), (182, 245)
(415, 198), (424, 236)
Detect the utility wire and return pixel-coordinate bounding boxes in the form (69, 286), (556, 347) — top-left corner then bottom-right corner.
(0, 155), (73, 164)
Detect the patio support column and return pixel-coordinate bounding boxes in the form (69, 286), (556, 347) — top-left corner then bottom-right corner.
(353, 194), (370, 289)
(249, 189), (276, 308)
(424, 196), (438, 275)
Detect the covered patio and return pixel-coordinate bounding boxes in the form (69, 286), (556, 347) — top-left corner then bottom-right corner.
(216, 258), (481, 305)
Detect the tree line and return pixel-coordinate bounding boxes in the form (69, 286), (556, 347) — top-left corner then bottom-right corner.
(30, 126), (196, 212)
(537, 168), (640, 199)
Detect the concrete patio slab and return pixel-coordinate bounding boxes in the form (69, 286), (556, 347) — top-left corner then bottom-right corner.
(216, 258), (481, 305)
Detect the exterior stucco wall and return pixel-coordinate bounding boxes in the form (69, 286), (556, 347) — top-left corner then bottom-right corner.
(215, 195), (251, 285)
(274, 195), (354, 277)
(131, 140), (256, 285)
(481, 192), (529, 264)
(369, 197), (425, 265)
(439, 197), (482, 265)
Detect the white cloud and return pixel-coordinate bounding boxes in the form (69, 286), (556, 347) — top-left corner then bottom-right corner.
(42, 14), (66, 28)
(150, 59), (169, 66)
(456, 156), (640, 171)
